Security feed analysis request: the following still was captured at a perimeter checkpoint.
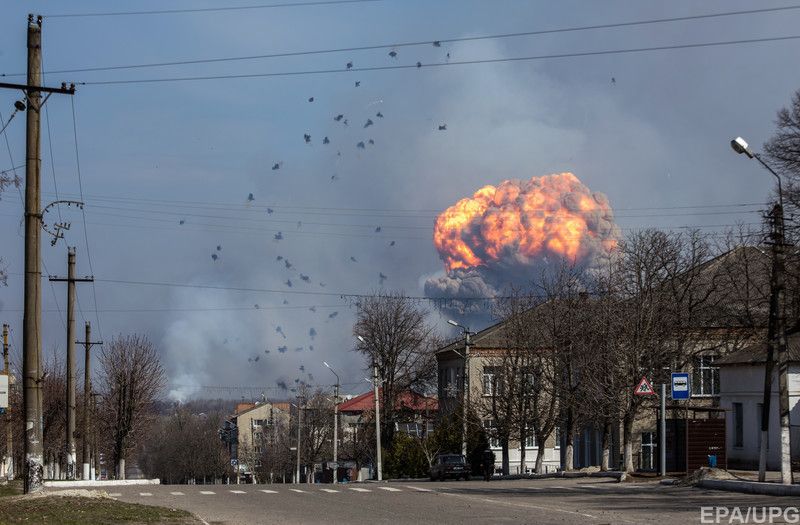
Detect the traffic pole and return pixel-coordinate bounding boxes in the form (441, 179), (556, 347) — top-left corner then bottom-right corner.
(660, 383), (666, 477)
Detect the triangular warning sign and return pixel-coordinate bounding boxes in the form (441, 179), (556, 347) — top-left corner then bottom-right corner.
(634, 376), (655, 396)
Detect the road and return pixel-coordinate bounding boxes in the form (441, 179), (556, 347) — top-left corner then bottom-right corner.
(80, 477), (796, 525)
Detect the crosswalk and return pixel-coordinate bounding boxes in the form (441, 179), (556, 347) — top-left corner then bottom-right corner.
(114, 485), (437, 498)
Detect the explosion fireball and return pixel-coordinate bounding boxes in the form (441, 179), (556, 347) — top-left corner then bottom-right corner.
(426, 173), (619, 300)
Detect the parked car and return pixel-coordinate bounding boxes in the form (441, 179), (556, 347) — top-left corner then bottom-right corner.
(429, 454), (469, 481)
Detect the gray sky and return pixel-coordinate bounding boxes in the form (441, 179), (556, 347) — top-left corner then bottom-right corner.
(1, 0), (799, 400)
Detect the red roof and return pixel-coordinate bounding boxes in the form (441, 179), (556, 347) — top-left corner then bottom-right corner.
(338, 388), (437, 414)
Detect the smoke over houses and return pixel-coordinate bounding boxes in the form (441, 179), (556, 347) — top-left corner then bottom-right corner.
(424, 172), (620, 302)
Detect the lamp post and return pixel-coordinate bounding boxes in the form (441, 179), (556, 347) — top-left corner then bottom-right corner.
(357, 336), (382, 481)
(323, 362), (340, 484)
(731, 136), (793, 485)
(448, 320), (472, 459)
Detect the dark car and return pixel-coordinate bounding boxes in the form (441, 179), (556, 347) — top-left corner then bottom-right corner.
(429, 454), (469, 481)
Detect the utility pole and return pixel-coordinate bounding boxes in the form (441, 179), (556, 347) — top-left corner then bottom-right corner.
(49, 248), (93, 480)
(75, 322), (101, 481)
(373, 362), (382, 481)
(333, 382), (339, 484)
(295, 396), (302, 484)
(462, 331), (470, 459)
(2, 325), (12, 481)
(660, 383), (666, 478)
(0, 14), (76, 494)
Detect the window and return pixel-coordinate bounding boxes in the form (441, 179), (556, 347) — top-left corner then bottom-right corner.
(483, 367), (500, 396)
(524, 429), (536, 450)
(692, 355), (720, 396)
(483, 419), (500, 448)
(641, 432), (656, 471)
(554, 428), (561, 449)
(733, 403), (744, 448)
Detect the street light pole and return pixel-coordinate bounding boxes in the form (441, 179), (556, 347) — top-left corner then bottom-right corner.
(295, 397), (302, 484)
(448, 320), (472, 459)
(357, 336), (382, 481)
(324, 362), (340, 484)
(731, 137), (793, 485)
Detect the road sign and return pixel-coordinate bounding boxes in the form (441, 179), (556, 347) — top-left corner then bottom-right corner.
(634, 376), (655, 396)
(0, 373), (8, 409)
(671, 372), (691, 400)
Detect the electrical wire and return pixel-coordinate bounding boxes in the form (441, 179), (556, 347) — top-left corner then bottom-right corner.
(7, 4), (798, 76)
(77, 35), (800, 86)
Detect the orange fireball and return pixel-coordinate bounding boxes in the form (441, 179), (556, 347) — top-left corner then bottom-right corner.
(433, 173), (617, 272)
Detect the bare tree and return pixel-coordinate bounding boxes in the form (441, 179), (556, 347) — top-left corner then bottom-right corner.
(97, 334), (165, 479)
(764, 88), (800, 217)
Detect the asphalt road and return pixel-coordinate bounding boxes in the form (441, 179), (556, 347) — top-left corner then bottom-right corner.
(86, 477), (796, 525)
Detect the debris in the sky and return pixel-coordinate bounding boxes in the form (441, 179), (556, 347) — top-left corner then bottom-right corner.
(267, 208), (274, 214)
(179, 219), (185, 225)
(323, 136), (330, 145)
(611, 77), (616, 85)
(308, 96), (314, 102)
(284, 259), (292, 269)
(276, 255), (283, 261)
(376, 112), (383, 118)
(304, 134), (311, 143)
(308, 373), (314, 381)
(364, 119), (373, 129)
(416, 61), (422, 68)
(254, 304), (260, 309)
(330, 173), (339, 182)
(328, 311), (339, 319)
(446, 52), (450, 61)
(319, 282), (326, 287)
(356, 141), (365, 149)
(278, 346), (288, 354)
(433, 41), (441, 47)
(309, 306), (317, 312)
(343, 119), (349, 126)
(368, 139), (374, 145)
(297, 221), (302, 230)
(211, 253), (218, 261)
(379, 272), (388, 284)
(375, 226), (381, 233)
(299, 365), (305, 372)
(265, 348), (271, 354)
(350, 256), (357, 262)
(276, 326), (286, 338)
(277, 379), (287, 389)
(283, 299), (289, 305)
(248, 193), (255, 201)
(294, 346), (303, 352)
(355, 81), (360, 87)
(309, 327), (317, 339)
(274, 232), (283, 240)
(334, 114), (344, 122)
(272, 162), (282, 170)
(438, 124), (447, 131)
(285, 279), (293, 288)
(254, 355), (260, 362)
(346, 61), (353, 69)
(300, 274), (310, 282)
(389, 240), (395, 246)
(309, 345), (314, 351)
(216, 245), (222, 251)
(388, 50), (397, 59)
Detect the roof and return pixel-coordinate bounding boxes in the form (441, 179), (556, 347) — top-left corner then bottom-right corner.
(716, 330), (800, 365)
(338, 388), (438, 414)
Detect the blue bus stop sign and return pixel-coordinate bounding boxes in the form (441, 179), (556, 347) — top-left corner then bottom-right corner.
(671, 372), (691, 400)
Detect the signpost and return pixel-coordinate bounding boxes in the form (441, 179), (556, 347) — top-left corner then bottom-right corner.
(671, 373), (691, 400)
(634, 376), (655, 396)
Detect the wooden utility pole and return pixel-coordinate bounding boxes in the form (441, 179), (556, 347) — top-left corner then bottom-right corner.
(2, 324), (11, 481)
(76, 322), (101, 481)
(49, 248), (93, 480)
(0, 14), (75, 494)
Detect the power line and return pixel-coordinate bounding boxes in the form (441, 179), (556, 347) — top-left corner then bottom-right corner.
(7, 4), (798, 76)
(77, 34), (800, 86)
(44, 0), (384, 18)
(1, 303), (346, 313)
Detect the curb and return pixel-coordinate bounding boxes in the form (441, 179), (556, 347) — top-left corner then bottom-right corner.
(44, 479), (161, 488)
(698, 479), (800, 496)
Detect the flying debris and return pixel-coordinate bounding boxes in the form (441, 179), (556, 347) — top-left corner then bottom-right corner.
(299, 365), (305, 372)
(356, 141), (365, 150)
(309, 345), (315, 352)
(323, 136), (330, 145)
(309, 327), (317, 339)
(350, 256), (357, 262)
(274, 232), (283, 241)
(309, 306), (317, 312)
(446, 52), (450, 61)
(330, 173), (339, 182)
(308, 96), (314, 102)
(179, 219), (185, 225)
(211, 253), (218, 261)
(254, 355), (260, 362)
(272, 162), (282, 170)
(334, 114), (344, 122)
(355, 81), (360, 87)
(364, 119), (373, 129)
(438, 124), (447, 131)
(308, 373), (314, 381)
(285, 279), (293, 288)
(276, 255), (283, 261)
(375, 226), (381, 233)
(304, 134), (311, 143)
(248, 193), (255, 201)
(254, 304), (260, 309)
(416, 61), (422, 68)
(379, 272), (388, 284)
(300, 274), (310, 282)
(376, 112), (383, 118)
(388, 50), (397, 59)
(276, 326), (286, 338)
(264, 348), (271, 354)
(319, 282), (326, 287)
(276, 379), (288, 389)
(346, 61), (353, 69)
(611, 77), (616, 85)
(433, 41), (441, 47)
(278, 346), (288, 354)
(328, 311), (339, 319)
(294, 347), (303, 352)
(216, 245), (222, 251)
(284, 259), (292, 269)
(267, 208), (274, 214)
(389, 240), (395, 246)
(368, 139), (374, 145)
(343, 119), (349, 126)
(297, 221), (302, 230)
(283, 299), (289, 305)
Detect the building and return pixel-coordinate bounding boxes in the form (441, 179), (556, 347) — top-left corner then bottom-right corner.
(717, 331), (800, 470)
(338, 388), (438, 436)
(232, 400), (289, 478)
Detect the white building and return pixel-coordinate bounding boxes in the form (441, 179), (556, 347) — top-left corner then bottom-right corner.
(717, 332), (800, 470)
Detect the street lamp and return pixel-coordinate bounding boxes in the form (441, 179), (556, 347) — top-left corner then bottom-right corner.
(356, 335), (382, 481)
(323, 361), (340, 484)
(448, 320), (473, 459)
(731, 136), (793, 485)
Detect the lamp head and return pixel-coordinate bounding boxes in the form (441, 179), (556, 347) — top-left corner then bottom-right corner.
(447, 320), (459, 327)
(323, 361), (331, 369)
(357, 335), (365, 343)
(731, 137), (754, 159)
(14, 100), (25, 112)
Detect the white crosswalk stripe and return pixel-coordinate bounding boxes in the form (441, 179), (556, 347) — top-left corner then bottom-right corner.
(139, 492), (152, 496)
(170, 491), (185, 496)
(230, 490), (246, 494)
(260, 489), (278, 494)
(405, 486), (431, 492)
(319, 488), (339, 493)
(378, 487), (401, 492)
(200, 490), (216, 495)
(289, 488), (306, 493)
(349, 487), (371, 492)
